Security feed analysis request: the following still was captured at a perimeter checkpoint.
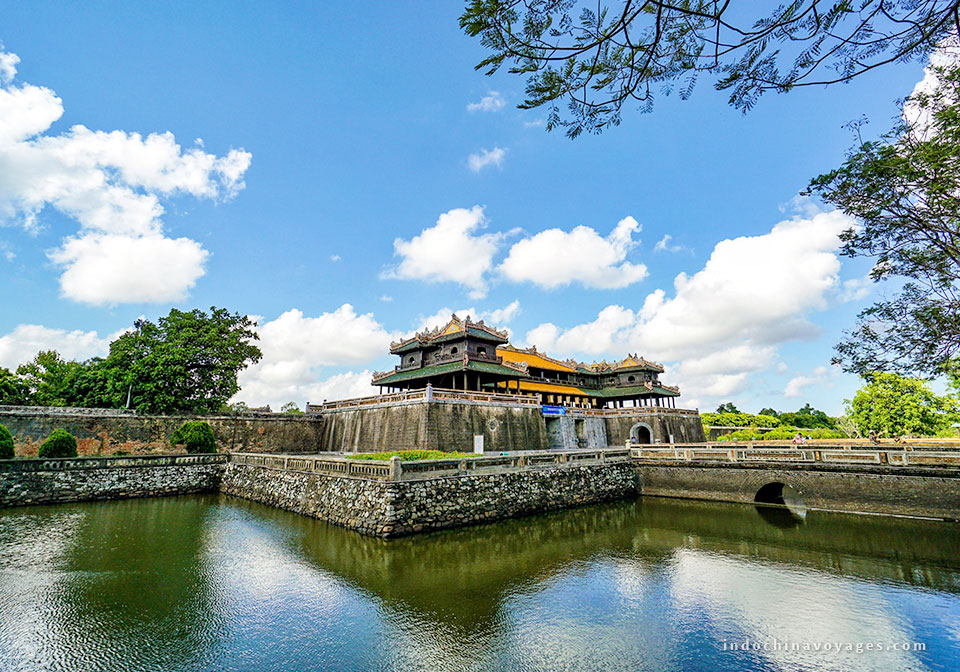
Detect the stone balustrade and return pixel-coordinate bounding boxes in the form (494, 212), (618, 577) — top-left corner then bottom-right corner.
(0, 453), (227, 472)
(229, 447), (631, 482)
(630, 443), (960, 467)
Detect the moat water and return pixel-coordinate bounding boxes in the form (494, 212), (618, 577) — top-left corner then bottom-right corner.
(1, 495), (958, 672)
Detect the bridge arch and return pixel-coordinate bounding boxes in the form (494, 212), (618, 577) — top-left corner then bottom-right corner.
(629, 422), (653, 444)
(754, 481), (807, 520)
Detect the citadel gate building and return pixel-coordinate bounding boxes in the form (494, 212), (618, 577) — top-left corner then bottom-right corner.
(309, 315), (704, 452)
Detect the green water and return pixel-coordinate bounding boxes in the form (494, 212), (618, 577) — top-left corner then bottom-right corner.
(1, 495), (958, 671)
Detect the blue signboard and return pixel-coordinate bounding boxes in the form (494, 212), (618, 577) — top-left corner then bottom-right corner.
(541, 405), (566, 416)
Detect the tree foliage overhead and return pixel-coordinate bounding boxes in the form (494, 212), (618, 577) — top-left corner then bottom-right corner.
(811, 61), (960, 376)
(460, 0), (960, 137)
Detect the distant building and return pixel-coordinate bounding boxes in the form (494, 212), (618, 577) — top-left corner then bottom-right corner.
(372, 315), (680, 409)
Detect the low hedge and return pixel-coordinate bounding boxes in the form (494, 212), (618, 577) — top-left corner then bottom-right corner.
(0, 424), (14, 460)
(38, 429), (78, 458)
(350, 449), (475, 461)
(170, 421), (217, 454)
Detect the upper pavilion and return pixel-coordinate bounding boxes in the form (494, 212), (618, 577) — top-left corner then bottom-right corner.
(372, 315), (680, 409)
(372, 315), (530, 393)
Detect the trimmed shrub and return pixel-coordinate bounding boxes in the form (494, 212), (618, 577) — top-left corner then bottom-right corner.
(38, 429), (78, 458)
(0, 424), (14, 460)
(170, 421), (217, 454)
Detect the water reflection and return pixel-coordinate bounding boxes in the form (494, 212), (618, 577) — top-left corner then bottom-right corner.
(1, 494), (958, 672)
(0, 498), (226, 672)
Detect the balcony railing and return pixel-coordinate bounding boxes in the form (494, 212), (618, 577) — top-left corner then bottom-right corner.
(307, 386), (541, 412)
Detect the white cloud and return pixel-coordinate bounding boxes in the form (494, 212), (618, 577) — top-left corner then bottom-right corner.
(784, 365), (834, 398)
(904, 34), (960, 137)
(415, 300), (521, 333)
(48, 233), (209, 305)
(379, 295), (393, 302)
(840, 275), (872, 302)
(330, 254), (341, 262)
(467, 147), (507, 172)
(500, 216), (648, 289)
(383, 206), (506, 299)
(235, 369), (375, 410)
(466, 91), (505, 112)
(0, 324), (119, 369)
(235, 305), (396, 408)
(0, 52), (20, 85)
(0, 48), (250, 304)
(525, 207), (856, 407)
(653, 234), (689, 254)
(523, 118), (545, 128)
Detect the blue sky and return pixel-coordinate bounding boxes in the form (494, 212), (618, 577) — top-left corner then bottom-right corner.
(0, 2), (936, 414)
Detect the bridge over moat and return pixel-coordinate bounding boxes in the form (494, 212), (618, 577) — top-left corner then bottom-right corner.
(631, 443), (960, 521)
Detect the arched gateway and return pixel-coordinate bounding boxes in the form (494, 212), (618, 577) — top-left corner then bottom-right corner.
(629, 422), (654, 444)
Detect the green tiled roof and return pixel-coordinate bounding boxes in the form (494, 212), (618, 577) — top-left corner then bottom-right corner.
(373, 359), (527, 386)
(391, 340), (424, 354)
(431, 328), (509, 344)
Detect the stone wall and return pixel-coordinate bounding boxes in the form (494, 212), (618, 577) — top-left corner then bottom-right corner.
(318, 400), (549, 453)
(318, 400), (704, 453)
(0, 455), (225, 507)
(605, 411), (705, 445)
(545, 416), (607, 449)
(637, 462), (960, 520)
(221, 461), (639, 537)
(0, 405), (324, 456)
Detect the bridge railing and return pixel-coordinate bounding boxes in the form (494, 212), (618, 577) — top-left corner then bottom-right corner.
(229, 448), (631, 482)
(629, 443), (960, 467)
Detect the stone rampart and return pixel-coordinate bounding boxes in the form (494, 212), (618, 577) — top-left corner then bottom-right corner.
(0, 454), (225, 507)
(318, 399), (549, 453)
(604, 411), (706, 444)
(0, 405), (323, 456)
(316, 399), (705, 453)
(221, 460), (638, 537)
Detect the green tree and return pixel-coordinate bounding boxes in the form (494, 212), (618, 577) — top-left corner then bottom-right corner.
(16, 351), (86, 407)
(715, 402), (739, 413)
(281, 401), (303, 415)
(810, 63), (960, 377)
(847, 372), (955, 437)
(758, 407), (779, 417)
(778, 403), (837, 429)
(0, 367), (30, 405)
(99, 307), (261, 415)
(461, 1), (958, 137)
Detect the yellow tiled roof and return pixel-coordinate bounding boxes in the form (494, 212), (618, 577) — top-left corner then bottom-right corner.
(498, 346), (578, 373)
(498, 380), (590, 396)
